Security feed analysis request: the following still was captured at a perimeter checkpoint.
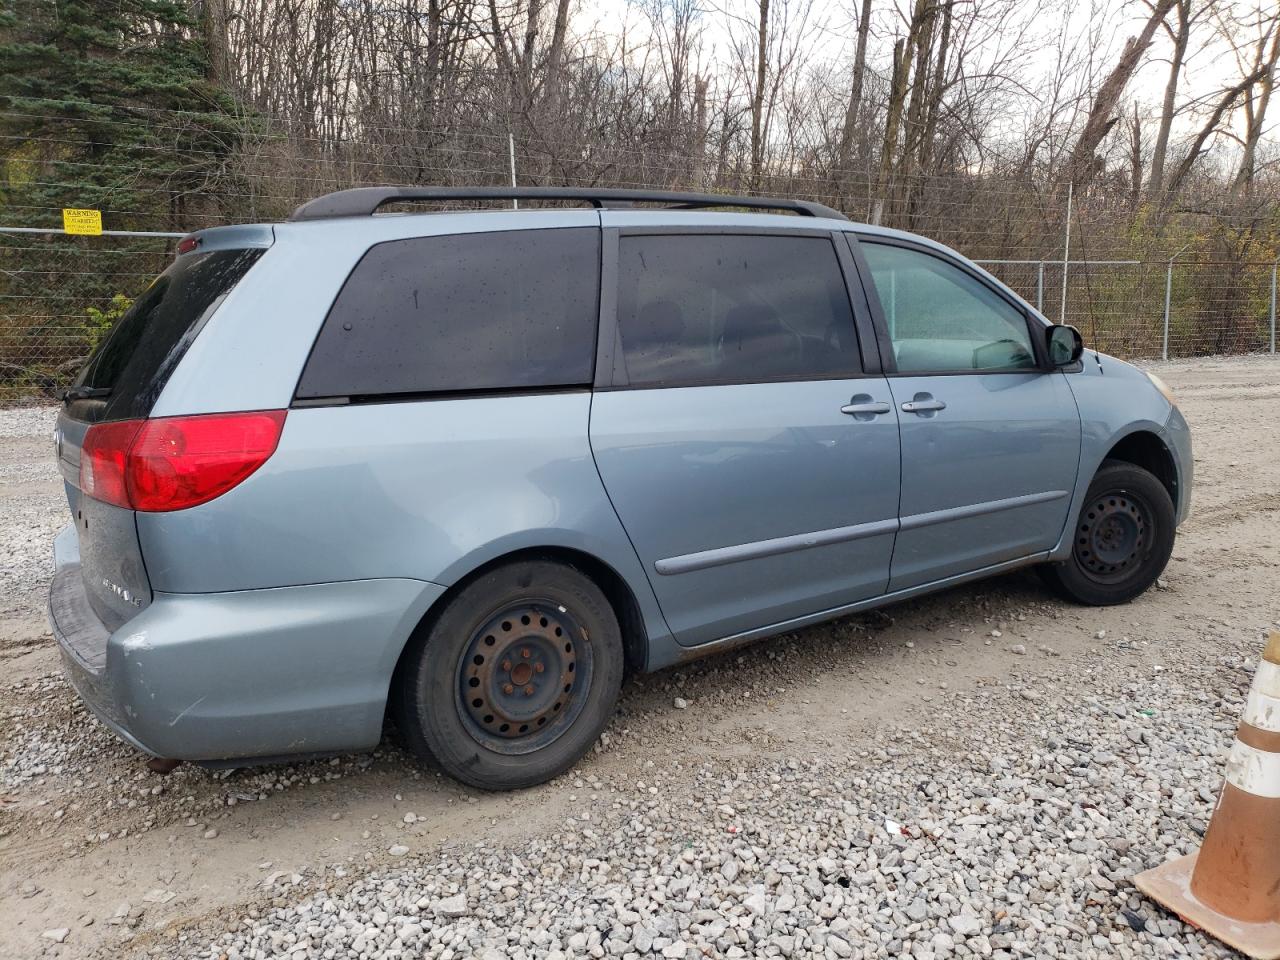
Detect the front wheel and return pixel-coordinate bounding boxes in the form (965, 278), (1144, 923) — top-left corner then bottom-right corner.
(394, 559), (624, 790)
(1039, 460), (1175, 606)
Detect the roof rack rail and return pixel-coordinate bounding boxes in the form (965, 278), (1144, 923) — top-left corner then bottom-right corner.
(288, 186), (848, 222)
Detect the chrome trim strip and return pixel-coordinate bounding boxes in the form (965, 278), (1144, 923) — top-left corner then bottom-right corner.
(654, 517), (899, 576)
(654, 489), (1067, 576)
(897, 489), (1069, 532)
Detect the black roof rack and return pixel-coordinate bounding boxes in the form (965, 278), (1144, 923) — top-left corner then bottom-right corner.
(288, 186), (848, 222)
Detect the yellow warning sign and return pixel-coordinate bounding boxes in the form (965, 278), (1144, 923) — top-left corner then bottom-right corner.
(62, 208), (103, 236)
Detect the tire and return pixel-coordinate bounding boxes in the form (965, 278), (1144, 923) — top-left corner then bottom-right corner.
(393, 559), (624, 790)
(1038, 459), (1175, 606)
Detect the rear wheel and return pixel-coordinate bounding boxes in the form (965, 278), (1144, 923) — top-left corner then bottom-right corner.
(1039, 460), (1175, 606)
(394, 559), (623, 790)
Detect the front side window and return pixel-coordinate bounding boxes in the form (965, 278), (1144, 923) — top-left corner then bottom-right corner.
(615, 234), (861, 386)
(297, 228), (600, 399)
(858, 241), (1037, 373)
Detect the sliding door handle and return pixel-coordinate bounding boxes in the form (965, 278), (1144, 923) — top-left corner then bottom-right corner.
(901, 398), (946, 413)
(840, 401), (892, 416)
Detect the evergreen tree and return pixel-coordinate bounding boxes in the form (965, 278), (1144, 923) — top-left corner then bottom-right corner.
(0, 0), (241, 231)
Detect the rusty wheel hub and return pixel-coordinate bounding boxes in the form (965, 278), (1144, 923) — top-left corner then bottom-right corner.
(458, 601), (588, 753)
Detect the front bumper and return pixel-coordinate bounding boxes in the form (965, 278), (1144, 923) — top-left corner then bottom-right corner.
(48, 526), (445, 762)
(1165, 404), (1193, 524)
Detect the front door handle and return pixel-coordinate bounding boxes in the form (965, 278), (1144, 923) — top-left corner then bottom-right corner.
(901, 393), (946, 414)
(840, 401), (892, 416)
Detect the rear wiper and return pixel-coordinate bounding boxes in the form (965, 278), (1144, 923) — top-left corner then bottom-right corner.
(62, 386), (112, 403)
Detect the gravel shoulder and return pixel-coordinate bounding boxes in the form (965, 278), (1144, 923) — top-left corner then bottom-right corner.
(1, 355), (1278, 960)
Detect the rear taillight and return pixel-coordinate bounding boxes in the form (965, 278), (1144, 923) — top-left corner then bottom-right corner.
(80, 420), (143, 508)
(80, 411), (286, 512)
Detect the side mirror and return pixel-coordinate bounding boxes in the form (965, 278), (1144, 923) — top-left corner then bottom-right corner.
(1046, 324), (1084, 367)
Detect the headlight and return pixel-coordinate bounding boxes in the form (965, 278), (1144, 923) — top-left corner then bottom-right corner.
(1147, 371), (1176, 407)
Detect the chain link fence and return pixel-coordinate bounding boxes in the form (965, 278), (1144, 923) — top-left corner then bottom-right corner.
(981, 258), (1280, 359)
(0, 230), (179, 403)
(1, 228), (1277, 405)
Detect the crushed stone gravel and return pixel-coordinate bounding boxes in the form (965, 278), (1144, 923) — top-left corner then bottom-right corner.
(2, 357), (1279, 959)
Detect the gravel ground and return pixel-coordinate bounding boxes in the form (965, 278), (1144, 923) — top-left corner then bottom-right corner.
(0, 407), (61, 624)
(183, 653), (1259, 960)
(2, 354), (1279, 960)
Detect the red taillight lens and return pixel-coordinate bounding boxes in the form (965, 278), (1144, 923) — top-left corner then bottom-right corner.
(80, 420), (143, 508)
(79, 411), (286, 512)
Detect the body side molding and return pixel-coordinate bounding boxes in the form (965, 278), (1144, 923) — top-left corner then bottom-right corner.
(654, 490), (1069, 576)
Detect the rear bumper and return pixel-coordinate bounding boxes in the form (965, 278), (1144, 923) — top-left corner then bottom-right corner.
(48, 527), (445, 761)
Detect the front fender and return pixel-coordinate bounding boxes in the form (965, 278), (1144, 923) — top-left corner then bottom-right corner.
(1051, 356), (1185, 560)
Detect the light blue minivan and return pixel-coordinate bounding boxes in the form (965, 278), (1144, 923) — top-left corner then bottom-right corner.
(49, 187), (1191, 789)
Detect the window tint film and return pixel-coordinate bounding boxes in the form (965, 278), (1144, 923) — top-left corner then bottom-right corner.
(615, 234), (860, 386)
(859, 242), (1036, 373)
(74, 248), (264, 422)
(297, 228), (600, 399)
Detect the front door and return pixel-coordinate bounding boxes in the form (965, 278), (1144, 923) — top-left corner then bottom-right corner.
(590, 228), (901, 646)
(852, 237), (1082, 591)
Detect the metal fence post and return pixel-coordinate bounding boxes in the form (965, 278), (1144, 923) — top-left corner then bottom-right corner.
(1036, 261), (1044, 313)
(1162, 245), (1190, 361)
(1059, 184), (1072, 324)
(1163, 260), (1173, 361)
(1271, 260), (1277, 354)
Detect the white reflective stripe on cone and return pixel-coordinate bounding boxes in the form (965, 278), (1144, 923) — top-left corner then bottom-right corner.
(1225, 739), (1280, 799)
(1245, 661), (1280, 732)
(1245, 689), (1280, 733)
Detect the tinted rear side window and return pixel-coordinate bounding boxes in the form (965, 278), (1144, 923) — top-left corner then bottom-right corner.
(74, 248), (264, 422)
(296, 228), (600, 399)
(615, 234), (860, 386)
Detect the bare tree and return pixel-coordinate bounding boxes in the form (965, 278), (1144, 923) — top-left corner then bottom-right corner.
(1146, 0), (1211, 196)
(835, 0), (875, 175)
(1069, 0), (1179, 185)
(1229, 2), (1280, 193)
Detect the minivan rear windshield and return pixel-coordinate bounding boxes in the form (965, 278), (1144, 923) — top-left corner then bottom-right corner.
(70, 247), (264, 422)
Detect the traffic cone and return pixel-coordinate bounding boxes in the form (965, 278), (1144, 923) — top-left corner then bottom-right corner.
(1135, 630), (1280, 959)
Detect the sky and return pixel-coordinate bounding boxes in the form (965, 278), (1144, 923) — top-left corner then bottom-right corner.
(571, 0), (1270, 148)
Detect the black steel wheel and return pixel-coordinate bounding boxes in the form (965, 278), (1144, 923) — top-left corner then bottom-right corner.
(394, 559), (623, 790)
(1039, 459), (1175, 606)
(1073, 490), (1152, 584)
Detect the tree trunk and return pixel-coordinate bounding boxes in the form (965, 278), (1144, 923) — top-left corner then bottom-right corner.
(1163, 68), (1266, 200)
(835, 0), (874, 174)
(878, 35), (911, 201)
(1068, 0), (1178, 185)
(1128, 101), (1143, 210)
(544, 0), (572, 115)
(201, 0), (231, 87)
(1233, 18), (1280, 194)
(1148, 0), (1190, 197)
(749, 0), (770, 192)
(878, 0), (929, 219)
(901, 0), (936, 164)
(691, 74), (709, 188)
(919, 0), (953, 175)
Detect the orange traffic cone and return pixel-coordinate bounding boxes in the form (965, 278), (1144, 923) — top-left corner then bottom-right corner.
(1135, 630), (1280, 959)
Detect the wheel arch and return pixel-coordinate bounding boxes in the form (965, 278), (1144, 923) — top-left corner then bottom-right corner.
(1102, 429), (1179, 506)
(389, 546), (651, 711)
(1049, 421), (1179, 562)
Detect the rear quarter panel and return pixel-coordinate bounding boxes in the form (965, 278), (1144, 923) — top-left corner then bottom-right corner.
(135, 394), (674, 655)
